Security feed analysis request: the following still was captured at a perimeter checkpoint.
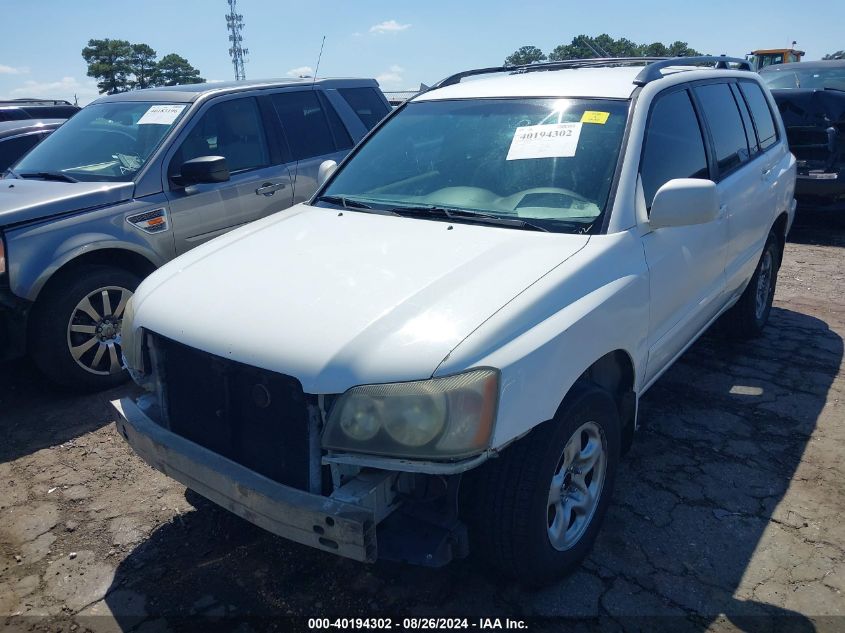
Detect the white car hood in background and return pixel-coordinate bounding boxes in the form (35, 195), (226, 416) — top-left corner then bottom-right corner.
(132, 204), (589, 393)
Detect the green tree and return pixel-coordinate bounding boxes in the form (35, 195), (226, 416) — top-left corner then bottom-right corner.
(155, 53), (205, 86)
(547, 34), (701, 61)
(823, 50), (845, 60)
(504, 45), (547, 66)
(82, 38), (132, 94)
(666, 40), (701, 57)
(129, 43), (158, 89)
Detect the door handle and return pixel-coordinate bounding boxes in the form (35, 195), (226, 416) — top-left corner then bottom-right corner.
(255, 182), (287, 196)
(761, 167), (773, 180)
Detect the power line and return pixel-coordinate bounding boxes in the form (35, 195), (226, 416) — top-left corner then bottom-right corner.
(225, 0), (248, 81)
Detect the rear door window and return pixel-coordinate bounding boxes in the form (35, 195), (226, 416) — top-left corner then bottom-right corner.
(730, 83), (760, 157)
(640, 89), (709, 209)
(739, 82), (779, 151)
(271, 91), (350, 160)
(693, 82), (751, 176)
(338, 87), (390, 129)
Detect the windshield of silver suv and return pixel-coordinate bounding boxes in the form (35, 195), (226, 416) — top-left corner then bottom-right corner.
(12, 101), (186, 182)
(321, 98), (629, 233)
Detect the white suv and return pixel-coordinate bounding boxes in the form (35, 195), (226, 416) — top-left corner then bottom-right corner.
(115, 57), (796, 583)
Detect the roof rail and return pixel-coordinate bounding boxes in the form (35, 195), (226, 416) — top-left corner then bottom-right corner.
(0, 98), (74, 107)
(433, 57), (669, 89)
(632, 56), (752, 85)
(429, 55), (754, 92)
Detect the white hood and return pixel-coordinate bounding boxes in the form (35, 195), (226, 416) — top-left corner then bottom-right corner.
(132, 204), (589, 393)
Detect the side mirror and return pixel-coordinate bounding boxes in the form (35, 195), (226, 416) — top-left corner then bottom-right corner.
(178, 156), (230, 186)
(317, 159), (337, 187)
(649, 178), (719, 229)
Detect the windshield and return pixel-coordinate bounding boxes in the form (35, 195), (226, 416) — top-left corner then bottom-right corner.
(762, 67), (845, 91)
(12, 101), (186, 182)
(321, 98), (629, 233)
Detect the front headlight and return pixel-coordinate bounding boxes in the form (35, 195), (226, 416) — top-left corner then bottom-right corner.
(322, 368), (499, 460)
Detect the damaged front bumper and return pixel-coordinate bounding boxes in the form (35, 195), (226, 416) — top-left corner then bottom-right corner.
(113, 397), (378, 562)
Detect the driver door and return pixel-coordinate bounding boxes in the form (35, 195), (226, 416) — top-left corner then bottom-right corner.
(639, 87), (728, 386)
(164, 95), (293, 255)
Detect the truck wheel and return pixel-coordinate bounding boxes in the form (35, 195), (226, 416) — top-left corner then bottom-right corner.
(464, 383), (620, 584)
(29, 265), (140, 390)
(724, 233), (780, 339)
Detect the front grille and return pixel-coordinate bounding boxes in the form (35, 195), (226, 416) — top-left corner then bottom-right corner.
(154, 335), (313, 491)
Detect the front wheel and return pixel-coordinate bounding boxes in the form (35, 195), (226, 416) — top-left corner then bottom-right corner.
(463, 384), (621, 584)
(29, 265), (140, 390)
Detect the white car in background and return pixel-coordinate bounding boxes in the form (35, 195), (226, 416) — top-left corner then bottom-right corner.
(115, 56), (795, 583)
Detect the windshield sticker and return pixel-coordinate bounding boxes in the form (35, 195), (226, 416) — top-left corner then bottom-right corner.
(137, 104), (186, 125)
(581, 111), (610, 124)
(506, 123), (582, 161)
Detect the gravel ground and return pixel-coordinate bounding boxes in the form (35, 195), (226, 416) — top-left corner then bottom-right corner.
(1, 213), (843, 632)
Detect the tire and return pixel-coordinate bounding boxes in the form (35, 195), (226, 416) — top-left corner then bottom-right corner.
(29, 265), (140, 390)
(463, 383), (621, 584)
(723, 233), (780, 340)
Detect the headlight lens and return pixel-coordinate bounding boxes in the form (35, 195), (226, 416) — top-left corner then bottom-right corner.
(322, 368), (499, 460)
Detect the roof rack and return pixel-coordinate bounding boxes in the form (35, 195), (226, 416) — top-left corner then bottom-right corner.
(0, 98), (74, 107)
(632, 55), (752, 85)
(431, 56), (753, 90)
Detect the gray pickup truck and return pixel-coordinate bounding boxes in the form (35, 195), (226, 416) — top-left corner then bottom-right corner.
(0, 78), (390, 389)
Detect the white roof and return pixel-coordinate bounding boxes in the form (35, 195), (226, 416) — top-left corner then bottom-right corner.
(413, 65), (752, 102)
(414, 67), (643, 101)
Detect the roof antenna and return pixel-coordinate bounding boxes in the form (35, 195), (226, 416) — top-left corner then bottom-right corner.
(312, 36), (326, 87)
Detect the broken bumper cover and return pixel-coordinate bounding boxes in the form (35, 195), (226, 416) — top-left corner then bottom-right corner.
(112, 397), (377, 563)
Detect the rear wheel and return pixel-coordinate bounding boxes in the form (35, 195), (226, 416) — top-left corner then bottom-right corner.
(29, 265), (139, 390)
(464, 384), (620, 584)
(723, 233), (780, 339)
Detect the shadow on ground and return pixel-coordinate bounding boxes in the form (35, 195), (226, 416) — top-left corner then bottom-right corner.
(98, 306), (842, 631)
(0, 358), (134, 463)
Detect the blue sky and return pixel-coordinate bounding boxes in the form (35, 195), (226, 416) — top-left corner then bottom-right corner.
(1, 0), (842, 105)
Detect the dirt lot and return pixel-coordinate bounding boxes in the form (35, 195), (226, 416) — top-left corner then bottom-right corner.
(1, 213), (844, 632)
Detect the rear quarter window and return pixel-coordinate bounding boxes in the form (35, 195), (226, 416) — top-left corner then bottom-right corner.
(739, 82), (779, 151)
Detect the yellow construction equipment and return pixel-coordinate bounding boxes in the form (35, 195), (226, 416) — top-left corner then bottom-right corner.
(747, 46), (805, 71)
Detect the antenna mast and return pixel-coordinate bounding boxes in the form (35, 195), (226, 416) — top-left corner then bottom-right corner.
(225, 0), (248, 81)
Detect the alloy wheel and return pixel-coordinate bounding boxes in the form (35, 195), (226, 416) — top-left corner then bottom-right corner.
(66, 286), (133, 375)
(547, 420), (608, 551)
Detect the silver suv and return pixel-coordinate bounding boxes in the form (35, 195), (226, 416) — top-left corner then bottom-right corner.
(0, 78), (390, 389)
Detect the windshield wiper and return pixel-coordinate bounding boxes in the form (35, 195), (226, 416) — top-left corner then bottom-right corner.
(313, 195), (374, 210)
(18, 171), (78, 183)
(385, 204), (550, 232)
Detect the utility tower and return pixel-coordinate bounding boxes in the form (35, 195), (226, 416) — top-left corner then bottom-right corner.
(225, 0), (248, 81)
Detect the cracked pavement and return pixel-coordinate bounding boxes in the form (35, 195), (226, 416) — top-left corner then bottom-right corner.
(1, 214), (843, 631)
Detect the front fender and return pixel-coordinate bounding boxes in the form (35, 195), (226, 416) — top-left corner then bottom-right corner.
(5, 196), (173, 300)
(435, 230), (649, 449)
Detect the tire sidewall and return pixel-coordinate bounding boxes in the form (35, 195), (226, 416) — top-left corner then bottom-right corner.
(519, 387), (621, 582)
(752, 239), (779, 330)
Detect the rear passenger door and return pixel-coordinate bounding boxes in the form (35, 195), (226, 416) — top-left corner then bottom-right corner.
(639, 87), (728, 385)
(692, 82), (769, 303)
(723, 81), (782, 299)
(165, 95), (294, 255)
(270, 89), (353, 204)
